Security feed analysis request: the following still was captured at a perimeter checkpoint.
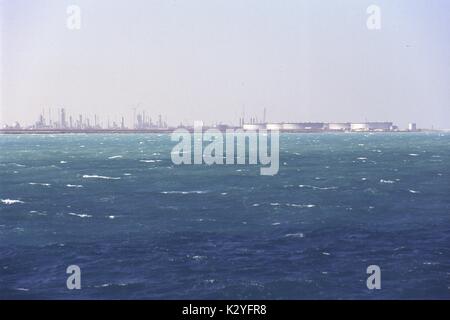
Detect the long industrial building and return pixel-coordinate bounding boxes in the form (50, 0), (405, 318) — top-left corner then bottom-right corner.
(243, 122), (395, 132)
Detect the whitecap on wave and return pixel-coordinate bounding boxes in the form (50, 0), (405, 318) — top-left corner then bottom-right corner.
(12, 163), (26, 167)
(286, 204), (316, 208)
(161, 190), (208, 195)
(284, 233), (304, 238)
(192, 255), (207, 261)
(299, 184), (337, 190)
(67, 184), (83, 188)
(67, 212), (92, 218)
(29, 210), (46, 215)
(108, 155), (123, 159)
(380, 179), (395, 184)
(82, 175), (121, 180)
(1, 199), (25, 205)
(29, 182), (51, 186)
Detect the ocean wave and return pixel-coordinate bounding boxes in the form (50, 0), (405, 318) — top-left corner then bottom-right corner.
(67, 212), (92, 218)
(286, 204), (316, 208)
(67, 184), (83, 188)
(409, 189), (421, 194)
(12, 163), (26, 167)
(409, 153), (419, 157)
(108, 155), (123, 159)
(192, 255), (207, 261)
(161, 190), (208, 195)
(299, 184), (337, 190)
(284, 233), (304, 238)
(204, 279), (215, 284)
(29, 182), (51, 186)
(82, 175), (121, 180)
(29, 210), (47, 215)
(94, 283), (127, 288)
(1, 199), (25, 205)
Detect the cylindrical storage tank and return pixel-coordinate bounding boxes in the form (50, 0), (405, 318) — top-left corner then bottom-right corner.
(266, 123), (283, 130)
(304, 123), (325, 130)
(282, 123), (302, 131)
(329, 123), (351, 131)
(351, 123), (369, 131)
(367, 122), (392, 131)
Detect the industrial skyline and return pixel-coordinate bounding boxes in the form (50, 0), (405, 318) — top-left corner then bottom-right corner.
(2, 107), (169, 130)
(0, 106), (426, 133)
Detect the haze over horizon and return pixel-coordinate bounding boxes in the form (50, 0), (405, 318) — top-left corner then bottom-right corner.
(1, 0), (449, 129)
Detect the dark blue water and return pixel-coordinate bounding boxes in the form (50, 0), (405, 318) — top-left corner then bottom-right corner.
(1, 133), (449, 299)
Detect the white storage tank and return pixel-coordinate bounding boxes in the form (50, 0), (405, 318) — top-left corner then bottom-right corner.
(266, 123), (283, 130)
(368, 122), (393, 131)
(282, 123), (303, 131)
(351, 123), (370, 131)
(301, 122), (325, 130)
(329, 123), (351, 131)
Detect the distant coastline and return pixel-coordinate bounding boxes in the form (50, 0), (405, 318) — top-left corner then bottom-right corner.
(0, 128), (442, 134)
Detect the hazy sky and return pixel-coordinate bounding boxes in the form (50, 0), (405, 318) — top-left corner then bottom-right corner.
(1, 0), (449, 128)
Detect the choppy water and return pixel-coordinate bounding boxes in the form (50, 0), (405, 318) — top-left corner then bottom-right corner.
(0, 133), (449, 299)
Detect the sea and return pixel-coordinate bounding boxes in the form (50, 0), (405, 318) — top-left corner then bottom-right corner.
(0, 132), (449, 299)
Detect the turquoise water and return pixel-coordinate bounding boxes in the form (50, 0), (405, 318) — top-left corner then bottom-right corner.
(0, 133), (449, 299)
